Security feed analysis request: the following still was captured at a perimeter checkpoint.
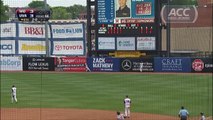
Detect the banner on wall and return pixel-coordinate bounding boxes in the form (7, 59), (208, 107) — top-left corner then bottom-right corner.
(191, 58), (213, 73)
(52, 41), (84, 55)
(18, 40), (46, 54)
(18, 23), (50, 38)
(0, 23), (16, 38)
(120, 58), (154, 72)
(137, 37), (155, 50)
(51, 23), (84, 39)
(0, 56), (23, 71)
(55, 57), (86, 72)
(23, 57), (54, 71)
(87, 58), (120, 72)
(0, 40), (16, 54)
(98, 37), (115, 50)
(117, 37), (135, 50)
(154, 57), (191, 72)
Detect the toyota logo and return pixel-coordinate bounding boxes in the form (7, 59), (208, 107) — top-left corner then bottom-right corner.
(55, 45), (62, 51)
(122, 59), (132, 71)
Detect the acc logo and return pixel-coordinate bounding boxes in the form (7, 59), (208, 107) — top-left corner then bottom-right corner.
(192, 59), (204, 71)
(161, 5), (198, 23)
(0, 44), (13, 50)
(122, 59), (132, 71)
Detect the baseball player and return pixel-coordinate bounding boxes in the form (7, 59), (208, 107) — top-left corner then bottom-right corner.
(139, 62), (143, 72)
(200, 112), (206, 120)
(11, 85), (18, 103)
(117, 111), (125, 120)
(178, 106), (189, 120)
(124, 95), (131, 118)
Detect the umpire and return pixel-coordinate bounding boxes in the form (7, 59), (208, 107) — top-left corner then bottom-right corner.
(178, 106), (189, 120)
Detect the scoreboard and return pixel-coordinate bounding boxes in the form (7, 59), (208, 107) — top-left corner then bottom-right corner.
(16, 8), (50, 21)
(95, 0), (158, 52)
(97, 0), (155, 24)
(16, 8), (35, 21)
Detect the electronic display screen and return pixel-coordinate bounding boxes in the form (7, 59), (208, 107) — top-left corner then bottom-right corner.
(16, 8), (35, 21)
(16, 8), (50, 21)
(95, 0), (157, 51)
(97, 0), (155, 24)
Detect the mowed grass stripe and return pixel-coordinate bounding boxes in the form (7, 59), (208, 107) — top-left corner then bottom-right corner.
(0, 72), (212, 116)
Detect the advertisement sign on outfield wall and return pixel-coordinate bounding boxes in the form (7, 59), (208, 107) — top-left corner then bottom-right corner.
(23, 57), (54, 71)
(87, 58), (120, 72)
(154, 57), (191, 72)
(117, 37), (135, 50)
(137, 37), (155, 50)
(0, 23), (16, 38)
(51, 23), (84, 39)
(52, 41), (84, 55)
(0, 40), (16, 54)
(55, 57), (86, 72)
(120, 58), (154, 72)
(191, 58), (213, 73)
(98, 37), (115, 50)
(0, 56), (23, 71)
(18, 40), (46, 55)
(18, 23), (51, 38)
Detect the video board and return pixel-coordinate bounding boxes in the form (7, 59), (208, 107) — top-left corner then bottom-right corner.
(97, 0), (155, 24)
(95, 0), (158, 51)
(16, 8), (50, 21)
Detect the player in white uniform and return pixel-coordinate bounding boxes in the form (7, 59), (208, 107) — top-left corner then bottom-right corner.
(200, 112), (206, 120)
(117, 111), (125, 120)
(11, 85), (18, 103)
(124, 95), (131, 118)
(139, 62), (143, 72)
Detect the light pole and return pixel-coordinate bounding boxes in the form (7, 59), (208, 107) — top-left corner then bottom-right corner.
(44, 0), (49, 57)
(166, 0), (171, 57)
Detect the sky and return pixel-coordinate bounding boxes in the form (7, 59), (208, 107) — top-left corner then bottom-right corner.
(3, 0), (86, 7)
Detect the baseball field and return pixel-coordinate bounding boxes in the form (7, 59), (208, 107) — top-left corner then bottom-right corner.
(0, 72), (212, 120)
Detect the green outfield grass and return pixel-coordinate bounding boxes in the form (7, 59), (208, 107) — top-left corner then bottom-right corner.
(0, 72), (212, 117)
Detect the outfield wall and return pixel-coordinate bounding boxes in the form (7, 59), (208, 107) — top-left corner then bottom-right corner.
(0, 22), (86, 56)
(1, 56), (212, 73)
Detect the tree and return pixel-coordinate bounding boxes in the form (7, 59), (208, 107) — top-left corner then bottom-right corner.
(66, 4), (86, 19)
(28, 1), (50, 9)
(0, 0), (9, 22)
(51, 7), (70, 20)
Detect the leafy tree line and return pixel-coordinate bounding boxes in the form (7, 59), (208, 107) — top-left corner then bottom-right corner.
(0, 0), (9, 22)
(28, 1), (86, 20)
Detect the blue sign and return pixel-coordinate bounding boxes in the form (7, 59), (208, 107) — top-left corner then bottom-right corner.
(154, 57), (191, 72)
(97, 0), (114, 24)
(87, 57), (120, 72)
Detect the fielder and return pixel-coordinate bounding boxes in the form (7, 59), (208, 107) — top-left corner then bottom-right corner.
(124, 95), (131, 118)
(200, 112), (206, 120)
(117, 111), (125, 120)
(139, 62), (143, 72)
(11, 85), (18, 103)
(178, 106), (189, 120)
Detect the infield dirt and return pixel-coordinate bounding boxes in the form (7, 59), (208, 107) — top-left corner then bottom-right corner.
(1, 108), (182, 120)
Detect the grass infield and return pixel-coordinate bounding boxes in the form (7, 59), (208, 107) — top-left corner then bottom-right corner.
(0, 72), (212, 117)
